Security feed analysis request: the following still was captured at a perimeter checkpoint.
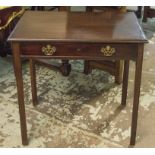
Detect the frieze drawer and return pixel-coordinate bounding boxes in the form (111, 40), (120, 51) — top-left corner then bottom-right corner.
(20, 42), (137, 60)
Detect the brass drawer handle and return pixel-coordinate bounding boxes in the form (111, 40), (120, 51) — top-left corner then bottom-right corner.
(42, 45), (56, 56)
(100, 45), (115, 56)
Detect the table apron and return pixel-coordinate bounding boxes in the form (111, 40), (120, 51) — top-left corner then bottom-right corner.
(19, 42), (138, 61)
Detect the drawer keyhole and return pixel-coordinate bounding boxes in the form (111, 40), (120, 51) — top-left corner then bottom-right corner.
(76, 48), (81, 52)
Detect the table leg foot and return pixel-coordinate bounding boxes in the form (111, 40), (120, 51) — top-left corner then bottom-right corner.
(22, 139), (29, 146)
(130, 139), (136, 146)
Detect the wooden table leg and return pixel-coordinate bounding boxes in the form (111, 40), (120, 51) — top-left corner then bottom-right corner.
(130, 44), (144, 146)
(12, 43), (28, 145)
(115, 60), (124, 84)
(29, 59), (38, 106)
(84, 60), (92, 74)
(121, 60), (129, 106)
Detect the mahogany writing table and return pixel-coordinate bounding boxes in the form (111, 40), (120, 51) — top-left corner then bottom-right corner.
(8, 11), (147, 146)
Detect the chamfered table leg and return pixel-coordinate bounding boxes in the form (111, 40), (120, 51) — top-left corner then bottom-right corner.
(12, 43), (28, 145)
(115, 60), (124, 84)
(130, 44), (144, 146)
(29, 59), (38, 106)
(121, 60), (129, 106)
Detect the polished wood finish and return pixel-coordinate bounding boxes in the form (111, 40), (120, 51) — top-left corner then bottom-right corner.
(19, 42), (138, 60)
(30, 7), (71, 77)
(84, 7), (133, 84)
(130, 44), (144, 145)
(29, 59), (38, 106)
(8, 11), (147, 146)
(12, 43), (28, 145)
(9, 11), (146, 43)
(121, 60), (129, 106)
(115, 60), (124, 84)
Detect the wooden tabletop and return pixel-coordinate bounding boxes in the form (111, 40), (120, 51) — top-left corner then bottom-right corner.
(8, 11), (147, 43)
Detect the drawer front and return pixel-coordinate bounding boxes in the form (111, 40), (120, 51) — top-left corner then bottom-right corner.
(20, 42), (137, 60)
